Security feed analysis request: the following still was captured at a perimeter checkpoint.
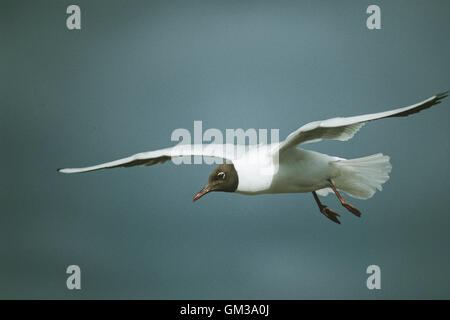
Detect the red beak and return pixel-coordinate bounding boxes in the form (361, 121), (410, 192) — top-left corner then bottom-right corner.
(193, 187), (211, 202)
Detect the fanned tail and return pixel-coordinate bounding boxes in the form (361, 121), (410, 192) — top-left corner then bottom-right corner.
(330, 153), (392, 199)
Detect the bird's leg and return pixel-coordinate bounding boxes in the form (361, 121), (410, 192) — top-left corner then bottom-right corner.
(312, 191), (341, 224)
(328, 181), (361, 217)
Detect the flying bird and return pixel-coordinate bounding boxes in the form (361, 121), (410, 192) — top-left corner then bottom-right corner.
(58, 91), (448, 224)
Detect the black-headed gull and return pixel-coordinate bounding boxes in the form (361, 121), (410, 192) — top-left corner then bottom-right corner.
(58, 91), (448, 224)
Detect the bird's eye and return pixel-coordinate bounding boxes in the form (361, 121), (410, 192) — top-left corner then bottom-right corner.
(217, 172), (226, 179)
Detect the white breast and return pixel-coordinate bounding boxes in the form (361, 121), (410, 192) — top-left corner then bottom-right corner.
(234, 145), (278, 194)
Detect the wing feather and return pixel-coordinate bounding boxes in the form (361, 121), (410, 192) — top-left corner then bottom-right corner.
(278, 91), (448, 152)
(57, 144), (244, 174)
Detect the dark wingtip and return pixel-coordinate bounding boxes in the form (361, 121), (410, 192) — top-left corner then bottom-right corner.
(56, 168), (62, 172)
(436, 91), (449, 101)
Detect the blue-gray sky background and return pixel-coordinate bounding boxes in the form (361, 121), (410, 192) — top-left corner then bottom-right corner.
(1, 0), (449, 299)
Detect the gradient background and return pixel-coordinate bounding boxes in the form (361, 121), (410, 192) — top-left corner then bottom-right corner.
(1, 0), (449, 299)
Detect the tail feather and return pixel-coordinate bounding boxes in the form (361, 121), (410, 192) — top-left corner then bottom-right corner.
(331, 153), (392, 199)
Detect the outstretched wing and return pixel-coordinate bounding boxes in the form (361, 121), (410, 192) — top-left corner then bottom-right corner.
(58, 143), (245, 174)
(277, 91), (448, 153)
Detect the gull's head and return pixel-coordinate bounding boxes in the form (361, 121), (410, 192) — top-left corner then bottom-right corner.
(193, 163), (239, 201)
